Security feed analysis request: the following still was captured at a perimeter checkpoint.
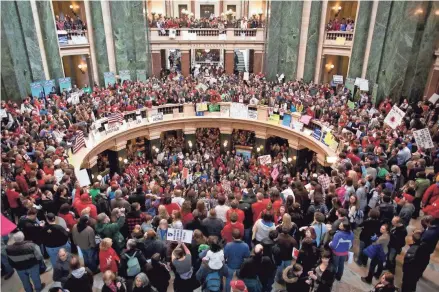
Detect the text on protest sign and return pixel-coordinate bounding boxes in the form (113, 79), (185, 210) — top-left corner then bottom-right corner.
(413, 128), (434, 149)
(167, 228), (193, 244)
(258, 155), (272, 165)
(383, 105), (405, 129)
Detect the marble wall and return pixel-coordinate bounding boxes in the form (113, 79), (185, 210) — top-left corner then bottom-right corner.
(348, 0), (372, 78)
(90, 0), (110, 86)
(110, 0), (148, 80)
(36, 1), (63, 79)
(266, 1), (304, 81)
(303, 0), (322, 83)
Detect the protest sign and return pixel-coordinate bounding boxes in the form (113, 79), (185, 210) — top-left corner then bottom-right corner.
(196, 83), (208, 91)
(384, 105), (405, 129)
(413, 128), (434, 149)
(166, 228), (193, 244)
(157, 152), (165, 162)
(347, 100), (355, 109)
(104, 72), (116, 87)
(268, 114), (280, 125)
(429, 93), (439, 105)
(333, 75), (344, 84)
(150, 112), (164, 122)
(230, 103), (248, 119)
(30, 82), (44, 98)
(196, 103), (208, 112)
(76, 169), (91, 187)
(248, 109), (258, 120)
(169, 29), (176, 39)
(137, 70), (147, 82)
(220, 105), (230, 117)
(271, 168), (279, 181)
(119, 70), (131, 83)
(258, 155), (272, 165)
(208, 104), (220, 112)
(243, 72), (249, 81)
(345, 78), (355, 92)
(43, 80), (56, 96)
(182, 168), (189, 179)
(335, 37), (346, 45)
(292, 121), (304, 131)
(299, 115), (312, 125)
(282, 114), (292, 127)
(313, 128), (322, 141)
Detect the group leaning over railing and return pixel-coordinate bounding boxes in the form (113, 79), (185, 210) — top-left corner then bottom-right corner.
(1, 66), (439, 292)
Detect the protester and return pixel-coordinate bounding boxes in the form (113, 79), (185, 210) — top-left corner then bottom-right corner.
(63, 256), (94, 292)
(53, 248), (71, 287)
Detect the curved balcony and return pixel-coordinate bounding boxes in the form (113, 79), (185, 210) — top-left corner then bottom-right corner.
(323, 31), (354, 57)
(73, 103), (338, 171)
(150, 28), (264, 42)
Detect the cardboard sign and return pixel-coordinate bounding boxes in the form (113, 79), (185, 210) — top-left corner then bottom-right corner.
(384, 105), (405, 129)
(230, 102), (248, 119)
(248, 109), (258, 120)
(258, 155), (272, 165)
(243, 72), (249, 81)
(429, 93), (439, 105)
(299, 115), (312, 125)
(293, 121), (304, 131)
(413, 128), (434, 149)
(220, 105), (230, 117)
(333, 75), (344, 84)
(271, 167), (279, 181)
(150, 112), (164, 122)
(166, 228), (193, 244)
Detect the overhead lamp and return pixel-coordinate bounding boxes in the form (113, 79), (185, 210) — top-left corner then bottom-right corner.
(293, 156), (297, 160)
(118, 157), (123, 162)
(91, 174), (94, 179)
(256, 147), (261, 152)
(288, 157), (292, 162)
(155, 148), (159, 153)
(123, 159), (128, 164)
(78, 64), (87, 74)
(223, 140), (228, 147)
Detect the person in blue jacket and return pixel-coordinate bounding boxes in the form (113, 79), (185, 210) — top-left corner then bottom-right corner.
(329, 221), (354, 281)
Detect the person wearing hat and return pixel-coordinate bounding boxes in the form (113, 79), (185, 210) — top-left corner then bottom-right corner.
(230, 280), (247, 292)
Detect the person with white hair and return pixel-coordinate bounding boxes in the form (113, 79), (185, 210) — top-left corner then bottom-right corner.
(5, 231), (47, 291)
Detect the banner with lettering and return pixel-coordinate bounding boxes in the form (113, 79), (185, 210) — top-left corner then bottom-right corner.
(230, 102), (248, 119)
(413, 128), (434, 149)
(208, 104), (220, 112)
(248, 109), (258, 120)
(43, 80), (56, 96)
(119, 70), (131, 83)
(30, 82), (44, 98)
(137, 70), (147, 82)
(58, 77), (72, 93)
(268, 114), (280, 125)
(282, 113), (292, 127)
(104, 72), (116, 87)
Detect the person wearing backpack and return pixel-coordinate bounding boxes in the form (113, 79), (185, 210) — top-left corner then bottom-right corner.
(119, 239), (147, 288)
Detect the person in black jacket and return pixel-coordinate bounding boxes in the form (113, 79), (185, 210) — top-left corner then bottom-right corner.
(53, 248), (72, 287)
(119, 239), (147, 287)
(146, 253), (171, 292)
(63, 256), (94, 292)
(357, 209), (382, 266)
(282, 262), (308, 292)
(307, 250), (335, 292)
(297, 238), (320, 275)
(371, 272), (398, 292)
(379, 196), (396, 225)
(401, 231), (424, 292)
(42, 213), (70, 268)
(386, 216), (407, 273)
(185, 210), (208, 236)
(17, 208), (44, 248)
(137, 230), (167, 260)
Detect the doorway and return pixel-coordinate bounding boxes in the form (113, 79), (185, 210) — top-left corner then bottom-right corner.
(200, 4), (214, 18)
(178, 4), (188, 18)
(167, 49), (182, 71)
(62, 54), (92, 88)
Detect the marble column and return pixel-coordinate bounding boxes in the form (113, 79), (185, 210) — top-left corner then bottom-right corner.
(181, 50), (190, 76)
(1, 1), (33, 99)
(90, 0), (110, 86)
(361, 0), (379, 78)
(17, 0), (46, 81)
(296, 1), (311, 80)
(314, 0), (328, 83)
(152, 51), (162, 77)
(253, 51), (263, 74)
(375, 1), (431, 102)
(132, 1), (148, 80)
(225, 51), (234, 75)
(303, 0), (322, 83)
(265, 0), (282, 80)
(101, 0), (117, 73)
(402, 2), (439, 102)
(36, 1), (64, 79)
(365, 1), (392, 88)
(348, 0), (373, 79)
(278, 1), (303, 81)
(84, 0), (99, 85)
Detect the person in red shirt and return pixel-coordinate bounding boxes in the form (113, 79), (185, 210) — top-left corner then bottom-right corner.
(15, 167), (29, 194)
(162, 196), (180, 216)
(99, 238), (120, 274)
(58, 203), (78, 230)
(6, 182), (22, 221)
(347, 148), (361, 166)
(73, 187), (98, 219)
(221, 212), (245, 243)
(181, 201), (194, 226)
(226, 200), (245, 223)
(252, 193), (268, 223)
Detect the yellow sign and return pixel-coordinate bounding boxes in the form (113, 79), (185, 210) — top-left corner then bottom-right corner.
(335, 37), (346, 45)
(268, 114), (280, 125)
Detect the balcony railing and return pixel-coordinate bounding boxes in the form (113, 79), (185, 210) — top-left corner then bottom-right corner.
(323, 31), (354, 47)
(150, 28), (264, 42)
(57, 30), (89, 46)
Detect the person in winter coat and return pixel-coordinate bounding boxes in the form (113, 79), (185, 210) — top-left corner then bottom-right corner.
(329, 221), (354, 281)
(422, 196), (439, 219)
(357, 209), (382, 266)
(53, 248), (71, 287)
(397, 196), (415, 226)
(146, 253), (171, 292)
(137, 230), (167, 260)
(111, 189), (131, 212)
(386, 216), (407, 273)
(252, 212), (276, 244)
(72, 215), (97, 272)
(282, 262), (308, 292)
(63, 256), (94, 292)
(102, 270), (127, 292)
(422, 178), (439, 207)
(58, 203), (78, 230)
(379, 196), (396, 224)
(99, 238), (120, 274)
(307, 250), (335, 292)
(361, 224), (390, 284)
(96, 211), (126, 254)
(297, 237), (320, 275)
(401, 231), (424, 292)
(370, 272), (398, 292)
(133, 272), (159, 292)
(418, 215), (439, 276)
(73, 188), (98, 219)
(119, 239), (147, 283)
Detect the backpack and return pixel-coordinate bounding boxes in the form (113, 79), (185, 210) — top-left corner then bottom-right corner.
(205, 271), (221, 292)
(126, 251), (141, 277)
(336, 186), (347, 204)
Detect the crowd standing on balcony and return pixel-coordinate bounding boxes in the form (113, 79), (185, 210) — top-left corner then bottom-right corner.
(152, 14), (263, 30)
(1, 66), (439, 292)
(326, 17), (355, 32)
(55, 14), (86, 31)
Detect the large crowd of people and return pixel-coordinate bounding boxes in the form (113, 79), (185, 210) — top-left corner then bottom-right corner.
(152, 15), (263, 30)
(326, 17), (355, 32)
(1, 67), (439, 292)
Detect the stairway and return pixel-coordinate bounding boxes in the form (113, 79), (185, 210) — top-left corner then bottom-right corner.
(235, 51), (246, 72)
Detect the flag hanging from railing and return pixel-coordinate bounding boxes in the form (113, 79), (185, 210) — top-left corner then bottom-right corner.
(72, 130), (85, 154)
(108, 112), (124, 126)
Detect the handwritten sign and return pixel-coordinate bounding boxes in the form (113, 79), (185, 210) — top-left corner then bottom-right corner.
(166, 228), (193, 244)
(150, 112), (164, 122)
(248, 109), (258, 120)
(384, 105), (405, 129)
(413, 128), (434, 149)
(258, 155), (272, 165)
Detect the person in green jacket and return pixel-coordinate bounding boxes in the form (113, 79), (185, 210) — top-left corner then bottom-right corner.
(89, 182), (101, 204)
(414, 172), (431, 218)
(96, 210), (126, 255)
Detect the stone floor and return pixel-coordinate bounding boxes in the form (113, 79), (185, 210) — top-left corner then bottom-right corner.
(2, 217), (439, 292)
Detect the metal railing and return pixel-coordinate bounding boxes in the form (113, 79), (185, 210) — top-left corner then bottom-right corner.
(57, 30), (89, 46)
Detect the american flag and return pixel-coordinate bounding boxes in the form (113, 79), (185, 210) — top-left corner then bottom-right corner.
(108, 112), (124, 126)
(72, 130), (86, 154)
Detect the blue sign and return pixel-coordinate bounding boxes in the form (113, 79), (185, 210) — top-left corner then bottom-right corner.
(30, 82), (44, 98)
(43, 80), (56, 96)
(104, 72), (116, 87)
(59, 77), (72, 92)
(119, 70), (131, 83)
(312, 128), (322, 141)
(282, 113), (292, 127)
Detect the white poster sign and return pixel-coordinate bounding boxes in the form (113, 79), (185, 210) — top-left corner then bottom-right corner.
(429, 93), (439, 104)
(169, 29), (176, 39)
(220, 105), (230, 117)
(248, 109), (258, 120)
(413, 128), (434, 149)
(258, 155), (272, 165)
(292, 121), (304, 131)
(333, 75), (344, 84)
(243, 72), (249, 81)
(230, 102), (248, 119)
(166, 228), (193, 244)
(150, 112), (164, 122)
(384, 105), (405, 129)
(76, 169), (91, 187)
(359, 79), (369, 91)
